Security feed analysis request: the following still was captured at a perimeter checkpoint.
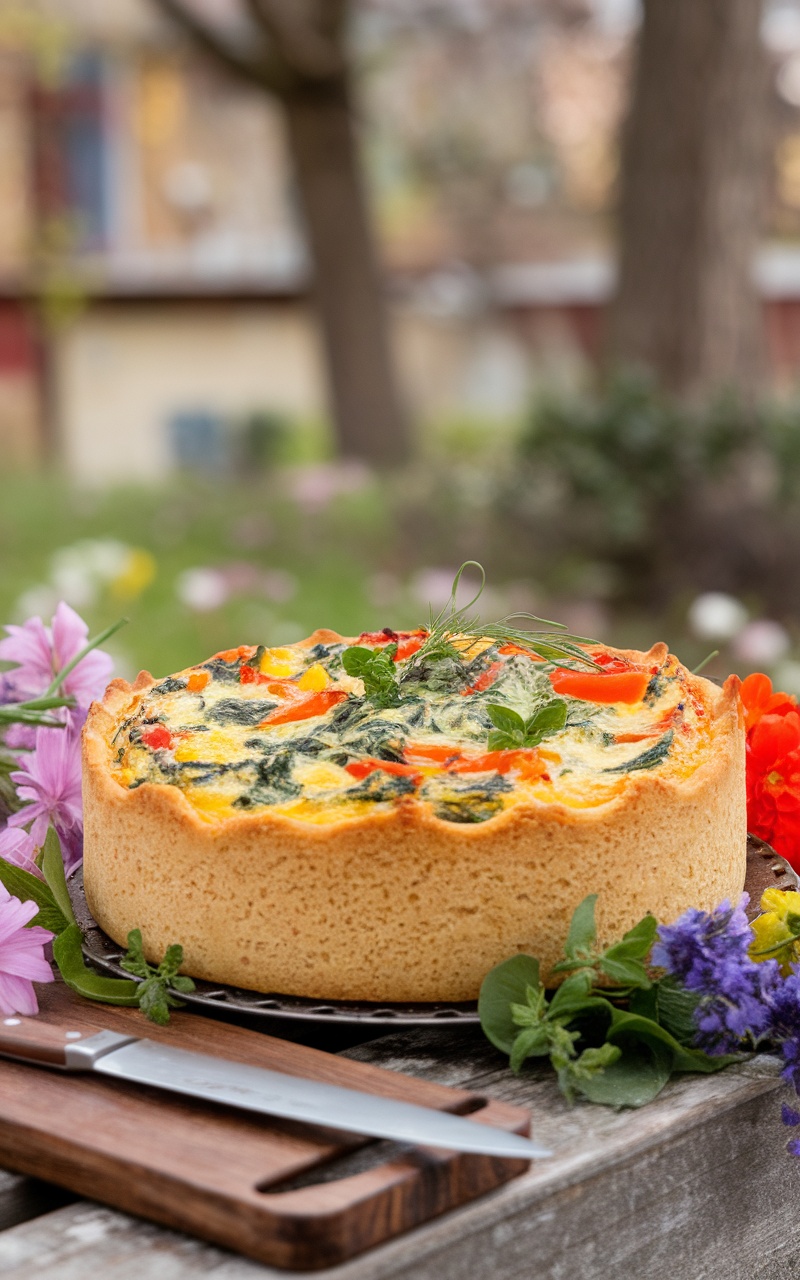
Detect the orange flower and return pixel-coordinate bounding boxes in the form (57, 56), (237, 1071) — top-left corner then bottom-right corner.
(743, 674), (800, 871)
(740, 672), (797, 732)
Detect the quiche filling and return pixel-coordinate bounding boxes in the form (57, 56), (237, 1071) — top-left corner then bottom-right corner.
(110, 632), (711, 825)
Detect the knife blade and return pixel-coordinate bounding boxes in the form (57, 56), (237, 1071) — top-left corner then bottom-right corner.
(0, 1019), (551, 1161)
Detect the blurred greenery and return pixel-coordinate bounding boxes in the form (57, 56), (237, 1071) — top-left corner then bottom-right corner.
(5, 377), (800, 685)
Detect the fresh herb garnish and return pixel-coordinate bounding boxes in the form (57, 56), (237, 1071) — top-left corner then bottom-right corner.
(407, 562), (601, 673)
(120, 929), (196, 1026)
(485, 699), (567, 751)
(341, 643), (402, 708)
(479, 895), (736, 1108)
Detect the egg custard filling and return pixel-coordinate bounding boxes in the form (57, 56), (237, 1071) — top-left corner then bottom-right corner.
(110, 631), (709, 826)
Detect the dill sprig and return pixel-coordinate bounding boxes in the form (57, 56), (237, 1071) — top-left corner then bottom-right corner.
(406, 562), (601, 673)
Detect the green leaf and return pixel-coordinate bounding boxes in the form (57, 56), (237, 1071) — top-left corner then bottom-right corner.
(563, 894), (598, 960)
(119, 930), (194, 1024)
(524, 699), (568, 741)
(546, 969), (595, 1019)
(599, 955), (652, 989)
(509, 1025), (550, 1072)
(0, 857), (69, 936)
(487, 729), (522, 751)
(653, 976), (703, 1047)
(479, 954), (541, 1055)
(608, 913), (658, 960)
(341, 645), (401, 709)
(486, 704), (525, 735)
(40, 827), (76, 927)
(565, 1036), (673, 1108)
(606, 1009), (735, 1076)
(53, 924), (140, 1006)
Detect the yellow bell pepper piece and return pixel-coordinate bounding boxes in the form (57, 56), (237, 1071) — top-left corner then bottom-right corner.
(259, 646), (297, 678)
(297, 663), (330, 692)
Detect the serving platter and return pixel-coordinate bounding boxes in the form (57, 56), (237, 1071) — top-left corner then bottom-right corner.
(71, 833), (798, 1028)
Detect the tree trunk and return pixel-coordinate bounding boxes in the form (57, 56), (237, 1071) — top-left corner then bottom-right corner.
(284, 80), (410, 464)
(607, 0), (770, 398)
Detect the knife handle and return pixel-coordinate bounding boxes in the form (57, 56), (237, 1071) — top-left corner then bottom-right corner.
(0, 1016), (78, 1066)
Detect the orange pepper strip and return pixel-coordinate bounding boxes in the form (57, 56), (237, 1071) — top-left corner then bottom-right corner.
(404, 742), (463, 765)
(345, 759), (423, 783)
(461, 662), (503, 696)
(187, 671), (209, 692)
(548, 669), (649, 704)
(449, 748), (544, 776)
(261, 690), (348, 725)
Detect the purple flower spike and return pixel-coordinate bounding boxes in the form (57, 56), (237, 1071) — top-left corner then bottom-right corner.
(653, 896), (778, 1054)
(0, 881), (54, 1015)
(782, 1103), (800, 1127)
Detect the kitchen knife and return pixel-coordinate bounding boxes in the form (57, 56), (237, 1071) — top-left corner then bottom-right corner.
(0, 1017), (552, 1161)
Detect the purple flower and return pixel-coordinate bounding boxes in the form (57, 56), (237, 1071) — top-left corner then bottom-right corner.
(0, 827), (41, 877)
(7, 723), (83, 874)
(0, 601), (112, 709)
(653, 896), (779, 1053)
(0, 881), (54, 1015)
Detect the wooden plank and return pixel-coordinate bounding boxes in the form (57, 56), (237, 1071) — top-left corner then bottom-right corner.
(0, 1042), (796, 1278)
(0, 983), (529, 1270)
(0, 1172), (73, 1233)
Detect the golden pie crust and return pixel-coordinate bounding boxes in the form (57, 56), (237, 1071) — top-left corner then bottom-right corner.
(81, 637), (746, 1001)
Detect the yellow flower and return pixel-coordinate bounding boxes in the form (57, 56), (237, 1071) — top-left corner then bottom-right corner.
(749, 888), (800, 975)
(110, 548), (157, 600)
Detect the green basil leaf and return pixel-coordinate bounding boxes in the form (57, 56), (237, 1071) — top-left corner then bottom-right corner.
(487, 730), (522, 751)
(479, 954), (541, 1055)
(0, 856), (69, 936)
(40, 827), (76, 927)
(524, 699), (567, 740)
(341, 647), (374, 676)
(53, 924), (140, 1006)
(486, 704), (525, 735)
(510, 1025), (550, 1072)
(563, 894), (598, 960)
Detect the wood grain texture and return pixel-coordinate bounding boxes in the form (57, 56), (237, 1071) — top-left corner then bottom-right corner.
(0, 983), (529, 1271)
(1, 1009), (799, 1277)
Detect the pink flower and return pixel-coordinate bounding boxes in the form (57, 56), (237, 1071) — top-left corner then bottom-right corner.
(0, 828), (41, 877)
(0, 881), (54, 1015)
(8, 723), (83, 874)
(0, 601), (112, 709)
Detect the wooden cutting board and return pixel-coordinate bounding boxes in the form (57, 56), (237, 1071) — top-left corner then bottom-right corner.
(0, 982), (531, 1270)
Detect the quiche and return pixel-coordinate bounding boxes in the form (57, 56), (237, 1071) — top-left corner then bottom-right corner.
(82, 630), (746, 1002)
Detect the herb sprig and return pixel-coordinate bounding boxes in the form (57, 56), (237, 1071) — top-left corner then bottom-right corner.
(341, 643), (401, 708)
(407, 562), (601, 674)
(0, 826), (194, 1025)
(120, 929), (196, 1025)
(486, 699), (567, 751)
(479, 895), (736, 1107)
(343, 562), (600, 709)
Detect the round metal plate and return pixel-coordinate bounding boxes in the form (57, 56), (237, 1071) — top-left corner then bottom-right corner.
(72, 833), (797, 1028)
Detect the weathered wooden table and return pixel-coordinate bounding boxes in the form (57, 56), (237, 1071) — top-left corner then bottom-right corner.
(0, 1015), (797, 1280)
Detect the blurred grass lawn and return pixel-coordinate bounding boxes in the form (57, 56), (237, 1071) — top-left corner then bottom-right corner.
(0, 470), (419, 678)
(0, 464), (781, 686)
